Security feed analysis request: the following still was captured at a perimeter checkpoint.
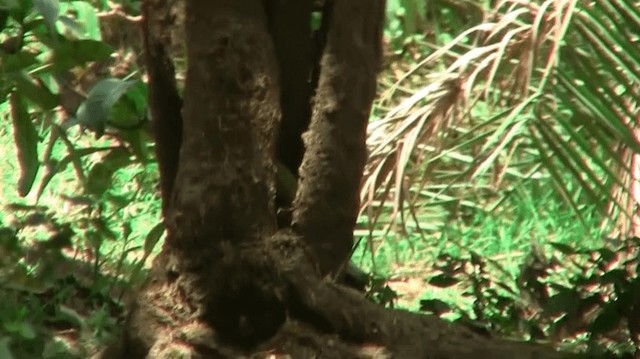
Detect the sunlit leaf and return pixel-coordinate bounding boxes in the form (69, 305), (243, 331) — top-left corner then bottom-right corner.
(362, 0), (640, 239)
(67, 1), (101, 40)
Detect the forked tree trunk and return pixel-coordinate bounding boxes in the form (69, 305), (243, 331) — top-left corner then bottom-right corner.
(99, 0), (572, 357)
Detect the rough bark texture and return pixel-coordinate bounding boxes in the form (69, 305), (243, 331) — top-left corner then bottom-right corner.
(291, 0), (384, 276)
(141, 0), (183, 215)
(101, 0), (575, 358)
(112, 0), (285, 356)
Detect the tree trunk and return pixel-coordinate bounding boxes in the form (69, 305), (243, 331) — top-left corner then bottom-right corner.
(99, 0), (573, 358)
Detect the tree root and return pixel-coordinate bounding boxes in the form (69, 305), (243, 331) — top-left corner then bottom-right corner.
(99, 232), (574, 359)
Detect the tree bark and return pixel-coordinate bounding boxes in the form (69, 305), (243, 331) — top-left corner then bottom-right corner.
(291, 0), (384, 276)
(142, 0), (183, 216)
(101, 0), (574, 358)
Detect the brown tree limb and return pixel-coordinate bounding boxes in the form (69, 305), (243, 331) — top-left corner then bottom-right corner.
(110, 1), (285, 356)
(292, 0), (385, 275)
(166, 0), (281, 250)
(141, 0), (183, 216)
(260, 233), (572, 359)
(165, 0), (284, 346)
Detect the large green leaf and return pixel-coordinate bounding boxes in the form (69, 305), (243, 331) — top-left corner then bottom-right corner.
(9, 91), (40, 197)
(33, 0), (59, 35)
(0, 50), (39, 73)
(76, 78), (136, 136)
(66, 1), (101, 40)
(11, 72), (58, 111)
(0, 0), (19, 10)
(48, 39), (112, 72)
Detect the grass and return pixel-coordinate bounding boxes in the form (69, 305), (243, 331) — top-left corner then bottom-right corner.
(0, 114), (162, 251)
(1, 110), (606, 315)
(352, 182), (605, 310)
(0, 117), (161, 357)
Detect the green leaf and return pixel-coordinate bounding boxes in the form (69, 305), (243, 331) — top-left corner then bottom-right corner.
(588, 300), (621, 335)
(76, 78), (136, 136)
(0, 337), (14, 359)
(109, 81), (148, 128)
(142, 222), (165, 262)
(49, 39), (112, 72)
(10, 92), (40, 197)
(419, 298), (451, 315)
(68, 1), (100, 40)
(428, 274), (459, 288)
(121, 79), (148, 115)
(544, 289), (580, 315)
(116, 129), (149, 163)
(3, 321), (36, 339)
(33, 0), (59, 34)
(11, 72), (58, 111)
(0, 50), (38, 73)
(58, 15), (83, 36)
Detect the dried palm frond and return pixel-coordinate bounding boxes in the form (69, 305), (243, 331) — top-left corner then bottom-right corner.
(361, 0), (640, 241)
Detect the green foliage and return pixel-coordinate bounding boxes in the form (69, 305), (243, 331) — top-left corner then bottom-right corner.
(417, 237), (640, 357)
(366, 0), (640, 238)
(0, 1), (158, 356)
(0, 216), (128, 358)
(73, 77), (144, 136)
(10, 91), (39, 196)
(0, 0), (638, 357)
(360, 2), (640, 354)
(384, 0), (486, 53)
(386, 0), (427, 49)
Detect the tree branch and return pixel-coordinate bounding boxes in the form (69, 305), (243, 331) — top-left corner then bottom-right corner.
(142, 0), (183, 216)
(292, 0), (385, 275)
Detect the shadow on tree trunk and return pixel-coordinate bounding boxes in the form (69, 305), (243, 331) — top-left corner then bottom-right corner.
(97, 0), (573, 358)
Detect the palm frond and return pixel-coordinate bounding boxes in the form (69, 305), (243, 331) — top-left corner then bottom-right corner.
(362, 0), (640, 240)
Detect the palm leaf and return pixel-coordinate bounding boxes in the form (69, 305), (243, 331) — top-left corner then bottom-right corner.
(361, 0), (640, 243)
